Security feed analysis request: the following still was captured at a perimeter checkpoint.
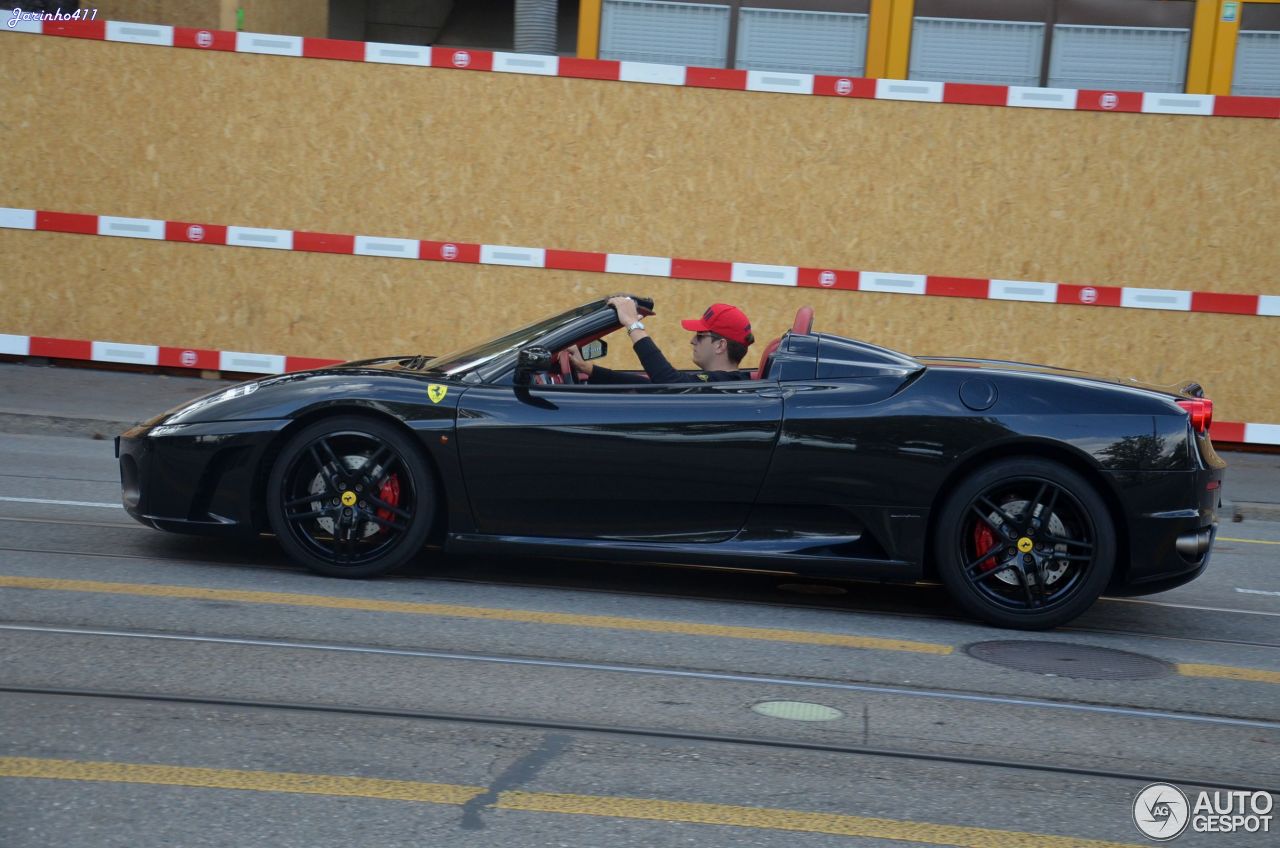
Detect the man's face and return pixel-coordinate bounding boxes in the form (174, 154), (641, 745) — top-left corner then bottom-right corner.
(690, 332), (720, 370)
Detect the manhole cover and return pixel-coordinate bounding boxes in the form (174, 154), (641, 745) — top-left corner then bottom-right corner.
(751, 701), (844, 721)
(965, 641), (1173, 680)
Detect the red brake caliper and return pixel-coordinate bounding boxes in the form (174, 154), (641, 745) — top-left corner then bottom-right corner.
(973, 523), (998, 572)
(375, 474), (401, 529)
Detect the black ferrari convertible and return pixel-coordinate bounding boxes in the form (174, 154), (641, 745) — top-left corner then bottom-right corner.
(117, 297), (1225, 629)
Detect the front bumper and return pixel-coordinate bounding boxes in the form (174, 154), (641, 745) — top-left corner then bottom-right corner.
(116, 419), (289, 536)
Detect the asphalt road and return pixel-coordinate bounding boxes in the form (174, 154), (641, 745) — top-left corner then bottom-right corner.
(1, 362), (1277, 847)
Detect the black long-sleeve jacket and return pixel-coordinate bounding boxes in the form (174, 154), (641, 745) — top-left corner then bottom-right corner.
(587, 337), (749, 384)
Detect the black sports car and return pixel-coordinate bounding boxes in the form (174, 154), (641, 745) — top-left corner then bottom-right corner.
(117, 297), (1225, 629)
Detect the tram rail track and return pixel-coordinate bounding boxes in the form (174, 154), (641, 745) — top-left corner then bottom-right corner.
(5, 677), (1277, 796)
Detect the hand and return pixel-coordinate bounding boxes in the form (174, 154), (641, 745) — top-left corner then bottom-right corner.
(565, 345), (592, 377)
(607, 295), (640, 328)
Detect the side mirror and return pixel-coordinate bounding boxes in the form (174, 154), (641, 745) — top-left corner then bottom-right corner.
(580, 339), (607, 362)
(514, 347), (553, 385)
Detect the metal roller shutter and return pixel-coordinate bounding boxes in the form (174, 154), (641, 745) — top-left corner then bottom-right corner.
(736, 7), (869, 76)
(600, 0), (731, 68)
(1233, 31), (1280, 96)
(909, 17), (1044, 86)
(1048, 25), (1190, 93)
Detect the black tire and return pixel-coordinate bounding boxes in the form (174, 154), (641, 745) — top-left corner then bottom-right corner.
(933, 457), (1115, 629)
(266, 415), (436, 578)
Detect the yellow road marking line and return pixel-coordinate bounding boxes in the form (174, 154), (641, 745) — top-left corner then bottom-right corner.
(1176, 663), (1280, 684)
(1219, 536), (1280, 545)
(1, 757), (1145, 847)
(0, 576), (952, 655)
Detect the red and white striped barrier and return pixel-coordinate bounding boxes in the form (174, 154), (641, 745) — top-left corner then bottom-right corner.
(3, 206), (1277, 318)
(4, 16), (1278, 120)
(0, 329), (1274, 446)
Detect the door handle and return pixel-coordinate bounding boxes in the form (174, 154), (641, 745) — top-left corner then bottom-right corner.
(752, 388), (792, 399)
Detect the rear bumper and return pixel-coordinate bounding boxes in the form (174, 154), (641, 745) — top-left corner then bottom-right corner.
(117, 419), (289, 535)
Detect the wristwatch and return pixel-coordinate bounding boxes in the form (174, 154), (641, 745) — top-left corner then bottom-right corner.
(627, 321), (645, 333)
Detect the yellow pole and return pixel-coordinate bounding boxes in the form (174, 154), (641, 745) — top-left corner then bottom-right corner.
(885, 0), (915, 80)
(1208, 0), (1241, 94)
(577, 0), (603, 59)
(1186, 0), (1219, 93)
(866, 0), (893, 78)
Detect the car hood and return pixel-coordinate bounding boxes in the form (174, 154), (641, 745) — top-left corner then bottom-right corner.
(915, 356), (1202, 399)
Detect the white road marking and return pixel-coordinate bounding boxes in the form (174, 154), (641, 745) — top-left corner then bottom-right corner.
(0, 496), (122, 509)
(1236, 588), (1280, 598)
(1103, 597), (1280, 617)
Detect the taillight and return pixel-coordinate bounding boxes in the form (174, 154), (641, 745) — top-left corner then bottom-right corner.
(1177, 398), (1213, 434)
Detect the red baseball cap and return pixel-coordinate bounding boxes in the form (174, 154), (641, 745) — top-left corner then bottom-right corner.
(681, 303), (754, 346)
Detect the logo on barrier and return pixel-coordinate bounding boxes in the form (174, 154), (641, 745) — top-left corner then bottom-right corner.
(180, 350), (199, 367)
(1080, 286), (1098, 304)
(1100, 92), (1119, 111)
(187, 225), (204, 242)
(835, 78), (853, 96)
(196, 30), (214, 48)
(441, 243), (458, 261)
(452, 51), (471, 68)
(819, 270), (837, 288)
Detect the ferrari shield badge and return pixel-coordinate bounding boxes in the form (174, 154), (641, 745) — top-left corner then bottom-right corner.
(427, 384), (448, 404)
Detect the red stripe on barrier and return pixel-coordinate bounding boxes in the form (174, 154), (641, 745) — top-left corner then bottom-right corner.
(294, 231), (356, 255)
(686, 67), (747, 91)
(421, 240), (481, 263)
(1076, 90), (1144, 114)
(797, 268), (859, 290)
(432, 48), (493, 71)
(1058, 284), (1124, 308)
(926, 275), (990, 299)
(285, 356), (346, 372)
(29, 337), (92, 360)
(302, 37), (366, 62)
(672, 259), (734, 283)
(36, 211), (98, 235)
(158, 346), (220, 369)
(174, 26), (237, 51)
(813, 76), (877, 99)
(1213, 96), (1280, 120)
(558, 57), (621, 81)
(1210, 421), (1247, 443)
(1191, 292), (1260, 316)
(164, 222), (228, 244)
(42, 19), (106, 40)
(943, 83), (1008, 107)
(546, 250), (608, 272)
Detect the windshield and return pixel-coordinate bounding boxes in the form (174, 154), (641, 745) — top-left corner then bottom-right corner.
(416, 300), (606, 377)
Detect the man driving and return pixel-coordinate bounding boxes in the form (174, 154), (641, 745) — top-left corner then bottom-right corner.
(569, 295), (754, 384)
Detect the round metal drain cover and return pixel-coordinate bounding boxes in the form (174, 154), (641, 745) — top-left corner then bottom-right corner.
(751, 701), (844, 722)
(965, 641), (1173, 680)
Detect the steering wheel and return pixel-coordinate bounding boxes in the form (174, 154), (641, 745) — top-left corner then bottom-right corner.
(556, 350), (578, 385)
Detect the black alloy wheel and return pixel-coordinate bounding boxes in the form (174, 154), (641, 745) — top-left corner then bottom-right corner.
(934, 458), (1115, 630)
(267, 415), (436, 578)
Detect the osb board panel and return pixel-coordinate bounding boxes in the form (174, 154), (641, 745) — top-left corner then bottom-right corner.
(240, 0), (327, 39)
(92, 1), (222, 29)
(2, 229), (1276, 424)
(2, 36), (1278, 296)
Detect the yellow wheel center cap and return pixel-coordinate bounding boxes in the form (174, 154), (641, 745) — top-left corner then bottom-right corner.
(1017, 537), (1034, 553)
(341, 491), (357, 507)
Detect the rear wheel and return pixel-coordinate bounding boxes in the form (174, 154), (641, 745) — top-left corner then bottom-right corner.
(933, 458), (1114, 629)
(266, 415), (436, 578)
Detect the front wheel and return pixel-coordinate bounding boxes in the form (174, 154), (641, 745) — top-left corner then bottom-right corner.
(933, 458), (1115, 629)
(266, 415), (436, 578)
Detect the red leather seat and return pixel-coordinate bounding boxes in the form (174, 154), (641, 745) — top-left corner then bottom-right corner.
(753, 306), (814, 379)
